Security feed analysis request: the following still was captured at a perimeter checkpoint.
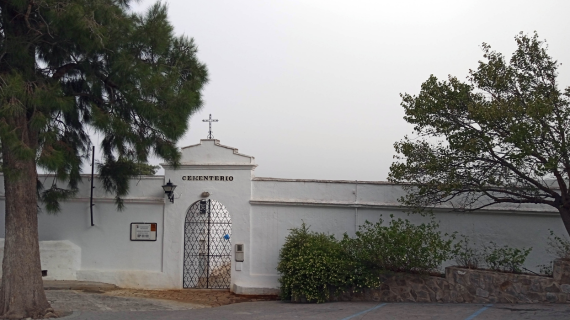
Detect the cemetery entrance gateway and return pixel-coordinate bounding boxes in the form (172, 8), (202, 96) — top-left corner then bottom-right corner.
(183, 199), (232, 288)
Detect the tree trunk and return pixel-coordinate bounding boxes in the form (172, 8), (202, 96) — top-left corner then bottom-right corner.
(0, 114), (54, 318)
(559, 206), (570, 240)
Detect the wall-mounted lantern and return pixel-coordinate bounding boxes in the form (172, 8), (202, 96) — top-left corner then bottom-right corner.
(162, 179), (177, 203)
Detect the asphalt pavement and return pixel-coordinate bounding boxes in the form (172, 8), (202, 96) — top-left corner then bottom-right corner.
(56, 298), (570, 320)
(43, 284), (570, 320)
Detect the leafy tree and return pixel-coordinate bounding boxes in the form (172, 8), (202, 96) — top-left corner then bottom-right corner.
(0, 0), (207, 318)
(389, 32), (570, 239)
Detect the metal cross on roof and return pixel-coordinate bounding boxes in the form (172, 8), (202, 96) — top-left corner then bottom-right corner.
(202, 114), (218, 139)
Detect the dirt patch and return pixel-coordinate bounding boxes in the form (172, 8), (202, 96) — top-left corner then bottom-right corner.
(104, 288), (278, 307)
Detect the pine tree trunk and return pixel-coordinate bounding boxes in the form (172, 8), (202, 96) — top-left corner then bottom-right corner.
(0, 114), (54, 318)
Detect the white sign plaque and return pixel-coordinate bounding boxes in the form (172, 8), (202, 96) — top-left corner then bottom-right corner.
(130, 223), (157, 241)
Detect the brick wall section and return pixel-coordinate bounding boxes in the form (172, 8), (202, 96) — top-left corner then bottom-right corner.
(330, 259), (570, 304)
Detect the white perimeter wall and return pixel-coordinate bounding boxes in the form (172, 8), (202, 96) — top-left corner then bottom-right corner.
(0, 139), (565, 293)
(247, 178), (566, 291)
(0, 174), (167, 288)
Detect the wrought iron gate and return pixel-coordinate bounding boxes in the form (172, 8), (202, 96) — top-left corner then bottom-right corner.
(183, 199), (232, 288)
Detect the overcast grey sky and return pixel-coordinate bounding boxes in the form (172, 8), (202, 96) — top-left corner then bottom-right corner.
(127, 0), (570, 181)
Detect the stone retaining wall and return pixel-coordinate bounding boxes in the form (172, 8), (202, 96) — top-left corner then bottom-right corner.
(331, 259), (570, 304)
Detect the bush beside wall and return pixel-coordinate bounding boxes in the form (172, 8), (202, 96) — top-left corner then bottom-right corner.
(277, 219), (555, 303)
(277, 223), (380, 303)
(277, 219), (454, 302)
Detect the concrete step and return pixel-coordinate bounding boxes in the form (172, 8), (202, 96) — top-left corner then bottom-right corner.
(43, 280), (118, 292)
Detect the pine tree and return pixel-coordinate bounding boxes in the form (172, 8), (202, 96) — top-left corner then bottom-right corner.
(0, 0), (208, 317)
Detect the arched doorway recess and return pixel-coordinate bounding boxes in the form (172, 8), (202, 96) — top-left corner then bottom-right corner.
(183, 199), (232, 288)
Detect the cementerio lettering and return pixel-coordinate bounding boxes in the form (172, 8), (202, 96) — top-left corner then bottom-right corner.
(181, 176), (234, 181)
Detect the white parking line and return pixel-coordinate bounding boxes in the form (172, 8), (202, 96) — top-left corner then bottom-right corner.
(464, 304), (493, 320)
(340, 303), (387, 320)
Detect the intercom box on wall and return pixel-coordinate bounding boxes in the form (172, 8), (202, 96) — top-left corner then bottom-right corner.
(235, 244), (244, 262)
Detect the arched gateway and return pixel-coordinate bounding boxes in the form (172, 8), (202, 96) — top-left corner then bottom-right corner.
(163, 139), (257, 292)
(183, 199), (232, 288)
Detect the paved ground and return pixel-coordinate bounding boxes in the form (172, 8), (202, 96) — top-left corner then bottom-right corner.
(46, 290), (204, 313)
(58, 301), (570, 320)
(40, 282), (570, 320)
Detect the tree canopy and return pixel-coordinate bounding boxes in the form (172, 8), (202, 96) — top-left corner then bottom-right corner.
(0, 0), (207, 317)
(388, 33), (570, 236)
(2, 0), (207, 207)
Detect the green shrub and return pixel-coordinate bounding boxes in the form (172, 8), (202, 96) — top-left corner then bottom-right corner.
(454, 237), (533, 273)
(276, 223), (379, 303)
(278, 217), (536, 304)
(342, 215), (456, 274)
(546, 229), (570, 260)
(536, 230), (570, 277)
(454, 235), (482, 269)
(483, 242), (532, 273)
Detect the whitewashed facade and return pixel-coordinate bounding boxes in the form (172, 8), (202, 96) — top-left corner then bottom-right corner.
(0, 139), (565, 294)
